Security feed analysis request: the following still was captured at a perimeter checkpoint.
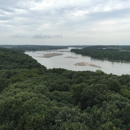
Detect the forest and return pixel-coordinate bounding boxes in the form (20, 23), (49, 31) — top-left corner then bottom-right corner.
(71, 45), (130, 62)
(0, 45), (68, 52)
(0, 47), (130, 130)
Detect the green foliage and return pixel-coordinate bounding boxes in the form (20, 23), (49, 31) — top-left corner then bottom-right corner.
(71, 45), (130, 62)
(109, 80), (121, 92)
(120, 88), (130, 99)
(0, 45), (68, 52)
(0, 47), (130, 130)
(0, 47), (45, 69)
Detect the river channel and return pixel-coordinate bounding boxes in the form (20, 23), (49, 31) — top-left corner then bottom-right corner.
(25, 47), (130, 75)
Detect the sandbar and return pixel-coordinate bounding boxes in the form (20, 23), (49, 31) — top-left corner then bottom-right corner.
(74, 62), (101, 68)
(43, 53), (63, 58)
(65, 56), (77, 59)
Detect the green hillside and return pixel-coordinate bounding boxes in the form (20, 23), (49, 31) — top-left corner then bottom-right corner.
(0, 47), (130, 130)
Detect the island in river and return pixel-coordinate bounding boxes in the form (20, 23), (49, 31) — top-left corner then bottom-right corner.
(74, 62), (101, 68)
(43, 53), (63, 58)
(64, 56), (77, 59)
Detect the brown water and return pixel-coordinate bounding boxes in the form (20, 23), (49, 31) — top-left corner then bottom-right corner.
(25, 47), (130, 75)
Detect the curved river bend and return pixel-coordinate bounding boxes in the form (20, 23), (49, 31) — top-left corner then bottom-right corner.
(25, 48), (130, 75)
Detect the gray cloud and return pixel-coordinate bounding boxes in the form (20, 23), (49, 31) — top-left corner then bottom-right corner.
(86, 7), (130, 22)
(11, 34), (27, 38)
(0, 0), (130, 45)
(33, 34), (62, 38)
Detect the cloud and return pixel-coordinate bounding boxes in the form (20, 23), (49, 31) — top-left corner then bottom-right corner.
(11, 34), (27, 38)
(0, 0), (130, 45)
(33, 33), (62, 38)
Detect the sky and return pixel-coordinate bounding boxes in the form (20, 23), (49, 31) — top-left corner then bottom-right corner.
(0, 0), (130, 45)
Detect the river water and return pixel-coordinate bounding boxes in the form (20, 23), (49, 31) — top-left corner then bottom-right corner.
(25, 47), (130, 75)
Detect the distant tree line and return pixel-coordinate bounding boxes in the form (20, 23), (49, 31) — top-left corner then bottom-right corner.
(0, 45), (68, 52)
(71, 45), (130, 62)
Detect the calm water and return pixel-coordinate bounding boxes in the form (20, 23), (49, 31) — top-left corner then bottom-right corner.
(25, 47), (130, 75)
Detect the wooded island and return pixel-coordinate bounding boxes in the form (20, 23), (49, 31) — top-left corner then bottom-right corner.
(71, 45), (130, 62)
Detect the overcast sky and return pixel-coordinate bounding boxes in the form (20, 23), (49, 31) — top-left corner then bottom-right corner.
(0, 0), (130, 45)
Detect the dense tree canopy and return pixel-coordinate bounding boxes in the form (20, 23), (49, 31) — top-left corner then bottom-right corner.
(71, 45), (130, 62)
(0, 47), (130, 130)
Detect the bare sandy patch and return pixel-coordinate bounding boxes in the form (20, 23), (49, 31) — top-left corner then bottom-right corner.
(74, 62), (101, 68)
(65, 56), (77, 59)
(43, 53), (63, 58)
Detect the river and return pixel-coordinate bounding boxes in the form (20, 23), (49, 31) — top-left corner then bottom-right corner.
(25, 47), (130, 75)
